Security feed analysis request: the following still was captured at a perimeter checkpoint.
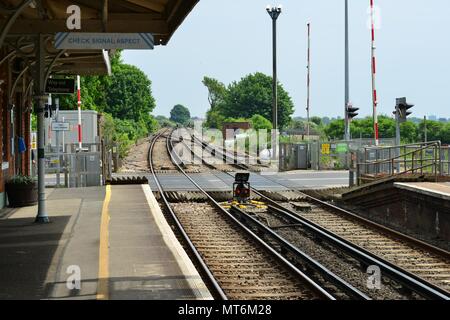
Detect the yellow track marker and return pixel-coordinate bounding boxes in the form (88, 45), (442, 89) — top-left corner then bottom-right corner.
(96, 184), (111, 300)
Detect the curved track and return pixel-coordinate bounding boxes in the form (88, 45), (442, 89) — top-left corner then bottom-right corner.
(149, 130), (334, 300)
(177, 128), (450, 300)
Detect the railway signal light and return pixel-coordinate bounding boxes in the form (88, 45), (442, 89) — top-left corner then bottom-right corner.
(346, 103), (359, 121)
(395, 97), (414, 123)
(233, 172), (251, 204)
(44, 104), (53, 118)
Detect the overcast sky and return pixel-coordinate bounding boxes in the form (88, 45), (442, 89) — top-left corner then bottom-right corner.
(123, 0), (450, 120)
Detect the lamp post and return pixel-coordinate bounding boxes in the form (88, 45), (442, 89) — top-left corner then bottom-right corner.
(344, 0), (350, 141)
(266, 4), (282, 161)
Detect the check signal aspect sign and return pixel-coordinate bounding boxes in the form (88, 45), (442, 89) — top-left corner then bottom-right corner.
(55, 32), (154, 50)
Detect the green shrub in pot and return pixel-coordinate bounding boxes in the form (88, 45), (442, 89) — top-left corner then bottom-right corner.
(6, 175), (38, 207)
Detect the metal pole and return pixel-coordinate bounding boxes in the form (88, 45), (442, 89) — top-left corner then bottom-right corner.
(344, 0), (350, 141)
(62, 116), (65, 153)
(272, 15), (278, 161)
(424, 116), (428, 143)
(35, 34), (49, 223)
(370, 0), (379, 145)
(55, 98), (61, 187)
(395, 106), (401, 173)
(306, 22), (311, 140)
(77, 75), (82, 151)
(47, 94), (52, 146)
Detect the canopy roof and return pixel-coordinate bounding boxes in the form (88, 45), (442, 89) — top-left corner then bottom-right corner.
(0, 0), (199, 76)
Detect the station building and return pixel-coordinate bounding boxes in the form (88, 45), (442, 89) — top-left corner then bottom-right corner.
(0, 0), (199, 209)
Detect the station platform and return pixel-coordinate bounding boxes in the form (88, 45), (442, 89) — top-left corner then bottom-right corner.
(342, 180), (450, 248)
(395, 182), (450, 201)
(0, 185), (211, 300)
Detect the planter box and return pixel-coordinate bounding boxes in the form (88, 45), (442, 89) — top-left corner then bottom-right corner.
(6, 183), (38, 207)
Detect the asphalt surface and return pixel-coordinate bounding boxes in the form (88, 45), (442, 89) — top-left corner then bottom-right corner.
(148, 170), (350, 192)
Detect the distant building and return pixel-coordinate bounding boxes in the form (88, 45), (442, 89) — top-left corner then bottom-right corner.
(429, 115), (437, 121)
(222, 122), (251, 140)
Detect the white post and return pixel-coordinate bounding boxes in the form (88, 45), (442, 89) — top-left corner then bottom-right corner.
(77, 75), (82, 151)
(370, 0), (379, 146)
(47, 94), (52, 146)
(306, 22), (311, 140)
(62, 116), (65, 153)
(55, 98), (60, 187)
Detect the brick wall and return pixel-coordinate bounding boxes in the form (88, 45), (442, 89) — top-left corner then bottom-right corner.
(0, 52), (6, 194)
(0, 52), (33, 199)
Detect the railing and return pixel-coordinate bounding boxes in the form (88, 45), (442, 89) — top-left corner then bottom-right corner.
(44, 143), (103, 188)
(356, 141), (450, 185)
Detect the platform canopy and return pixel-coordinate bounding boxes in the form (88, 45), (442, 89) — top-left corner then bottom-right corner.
(0, 0), (200, 75)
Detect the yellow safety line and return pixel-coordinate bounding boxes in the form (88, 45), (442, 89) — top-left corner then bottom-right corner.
(96, 184), (111, 300)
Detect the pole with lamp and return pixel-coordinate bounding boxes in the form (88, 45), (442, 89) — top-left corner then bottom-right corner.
(344, 0), (351, 141)
(266, 4), (282, 162)
(306, 22), (311, 140)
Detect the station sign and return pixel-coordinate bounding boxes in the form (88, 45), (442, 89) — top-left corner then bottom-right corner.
(336, 144), (349, 154)
(31, 132), (37, 149)
(51, 122), (70, 132)
(45, 78), (75, 94)
(321, 144), (331, 155)
(55, 32), (154, 50)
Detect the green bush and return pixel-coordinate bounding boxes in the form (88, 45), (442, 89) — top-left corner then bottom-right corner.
(101, 113), (157, 158)
(8, 175), (37, 185)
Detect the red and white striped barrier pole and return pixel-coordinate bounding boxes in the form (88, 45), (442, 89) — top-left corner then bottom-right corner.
(306, 22), (311, 139)
(77, 75), (82, 150)
(370, 0), (379, 146)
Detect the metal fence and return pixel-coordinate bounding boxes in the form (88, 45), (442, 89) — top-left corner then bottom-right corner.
(309, 139), (396, 171)
(355, 141), (450, 185)
(44, 143), (103, 188)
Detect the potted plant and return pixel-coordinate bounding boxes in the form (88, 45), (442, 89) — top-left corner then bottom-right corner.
(6, 175), (38, 207)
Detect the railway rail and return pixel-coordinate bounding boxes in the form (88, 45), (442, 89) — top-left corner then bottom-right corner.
(175, 128), (450, 300)
(149, 130), (335, 300)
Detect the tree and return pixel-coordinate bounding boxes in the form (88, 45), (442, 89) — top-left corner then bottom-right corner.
(439, 123), (450, 144)
(155, 115), (176, 128)
(400, 121), (418, 144)
(105, 63), (156, 128)
(311, 116), (323, 127)
(202, 76), (227, 110)
(221, 72), (294, 129)
(204, 109), (226, 129)
(250, 114), (273, 131)
(203, 72), (294, 129)
(170, 104), (191, 125)
(418, 120), (444, 142)
(55, 51), (159, 158)
(324, 119), (345, 140)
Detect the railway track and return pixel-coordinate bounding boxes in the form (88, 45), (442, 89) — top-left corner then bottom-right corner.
(279, 198), (450, 294)
(176, 129), (450, 300)
(149, 130), (334, 300)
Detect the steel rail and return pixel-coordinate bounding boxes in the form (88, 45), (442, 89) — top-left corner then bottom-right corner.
(148, 130), (227, 300)
(188, 130), (450, 300)
(167, 129), (336, 300)
(228, 206), (370, 300)
(281, 186), (450, 261)
(261, 203), (450, 300)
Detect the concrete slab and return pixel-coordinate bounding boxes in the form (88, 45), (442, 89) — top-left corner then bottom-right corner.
(107, 185), (211, 300)
(0, 185), (211, 300)
(148, 171), (349, 192)
(395, 182), (450, 201)
(0, 188), (102, 300)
